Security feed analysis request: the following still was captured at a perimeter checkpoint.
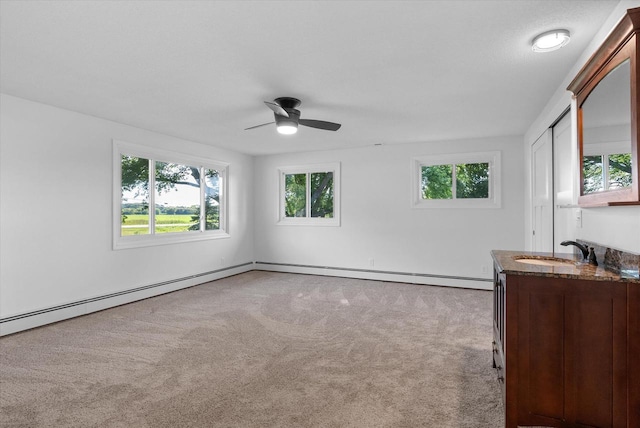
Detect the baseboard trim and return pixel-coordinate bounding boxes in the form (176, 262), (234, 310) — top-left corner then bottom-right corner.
(1, 261), (492, 336)
(0, 262), (253, 336)
(254, 262), (492, 290)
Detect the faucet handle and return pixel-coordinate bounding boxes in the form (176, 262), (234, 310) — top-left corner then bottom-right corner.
(588, 247), (598, 266)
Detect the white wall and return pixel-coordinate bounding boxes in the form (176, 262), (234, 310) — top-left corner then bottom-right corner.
(0, 94), (254, 333)
(253, 136), (524, 289)
(524, 0), (640, 254)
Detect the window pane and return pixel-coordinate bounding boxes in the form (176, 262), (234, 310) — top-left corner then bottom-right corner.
(608, 153), (632, 189)
(310, 172), (334, 218)
(456, 162), (489, 199)
(285, 173), (306, 217)
(121, 155), (150, 236)
(204, 169), (220, 230)
(583, 155), (604, 193)
(155, 162), (200, 233)
(421, 164), (453, 199)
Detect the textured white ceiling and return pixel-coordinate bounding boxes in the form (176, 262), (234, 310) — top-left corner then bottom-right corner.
(0, 0), (621, 155)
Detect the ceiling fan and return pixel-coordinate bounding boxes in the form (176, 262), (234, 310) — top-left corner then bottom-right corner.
(245, 97), (341, 135)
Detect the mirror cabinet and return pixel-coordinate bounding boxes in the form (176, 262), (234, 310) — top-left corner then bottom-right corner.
(568, 7), (640, 206)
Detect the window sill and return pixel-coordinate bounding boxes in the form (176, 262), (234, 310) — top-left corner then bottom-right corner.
(413, 199), (501, 209)
(277, 218), (340, 227)
(114, 230), (230, 250)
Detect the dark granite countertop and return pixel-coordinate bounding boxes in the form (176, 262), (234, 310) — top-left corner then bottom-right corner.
(491, 250), (640, 283)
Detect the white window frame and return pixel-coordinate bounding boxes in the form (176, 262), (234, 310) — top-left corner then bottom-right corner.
(411, 151), (501, 209)
(583, 140), (630, 191)
(113, 140), (229, 250)
(277, 162), (341, 226)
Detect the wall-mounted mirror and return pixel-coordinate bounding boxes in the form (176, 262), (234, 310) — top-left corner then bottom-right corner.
(581, 59), (631, 195)
(568, 7), (640, 206)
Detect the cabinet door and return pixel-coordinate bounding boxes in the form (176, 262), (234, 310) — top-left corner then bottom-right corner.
(494, 269), (506, 352)
(629, 283), (640, 427)
(564, 280), (627, 428)
(493, 268), (506, 400)
(515, 277), (627, 428)
(516, 277), (565, 425)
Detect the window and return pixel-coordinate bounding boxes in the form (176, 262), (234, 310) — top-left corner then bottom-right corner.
(412, 151), (501, 208)
(278, 163), (340, 225)
(583, 137), (632, 194)
(583, 153), (632, 193)
(114, 140), (228, 249)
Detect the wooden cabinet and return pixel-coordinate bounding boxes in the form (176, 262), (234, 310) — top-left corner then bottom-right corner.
(629, 282), (640, 427)
(493, 265), (637, 428)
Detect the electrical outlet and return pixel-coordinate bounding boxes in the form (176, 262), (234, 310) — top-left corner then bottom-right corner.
(575, 209), (582, 228)
(220, 257), (225, 266)
(369, 258), (375, 267)
(481, 265), (489, 274)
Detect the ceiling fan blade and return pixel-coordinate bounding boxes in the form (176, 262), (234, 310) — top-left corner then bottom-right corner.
(245, 121), (275, 131)
(299, 119), (342, 131)
(264, 101), (289, 117)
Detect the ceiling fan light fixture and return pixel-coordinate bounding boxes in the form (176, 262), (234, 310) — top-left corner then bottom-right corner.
(532, 29), (571, 52)
(277, 124), (298, 135)
(275, 108), (300, 135)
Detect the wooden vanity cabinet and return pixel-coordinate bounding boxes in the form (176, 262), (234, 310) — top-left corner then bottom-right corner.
(493, 265), (633, 428)
(629, 282), (640, 427)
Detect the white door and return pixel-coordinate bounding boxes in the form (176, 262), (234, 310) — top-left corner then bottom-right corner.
(552, 112), (574, 253)
(532, 130), (554, 252)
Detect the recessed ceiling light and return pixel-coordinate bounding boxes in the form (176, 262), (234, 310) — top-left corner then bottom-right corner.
(532, 29), (571, 53)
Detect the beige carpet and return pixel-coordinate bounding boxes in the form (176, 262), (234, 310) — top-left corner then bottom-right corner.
(0, 271), (504, 427)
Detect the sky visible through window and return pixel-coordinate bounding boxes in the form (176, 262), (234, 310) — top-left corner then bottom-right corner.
(123, 187), (185, 206)
(122, 183), (218, 207)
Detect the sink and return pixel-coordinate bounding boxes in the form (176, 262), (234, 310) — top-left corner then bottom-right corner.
(514, 257), (575, 267)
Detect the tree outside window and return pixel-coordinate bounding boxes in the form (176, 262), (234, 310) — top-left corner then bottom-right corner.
(284, 172), (334, 218)
(115, 141), (228, 249)
(421, 162), (489, 200)
(279, 163), (340, 225)
(121, 157), (221, 235)
(285, 173), (306, 217)
(413, 151), (500, 209)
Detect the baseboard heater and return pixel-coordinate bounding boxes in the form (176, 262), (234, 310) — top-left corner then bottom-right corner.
(0, 262), (253, 325)
(1, 261), (490, 335)
(254, 261), (492, 285)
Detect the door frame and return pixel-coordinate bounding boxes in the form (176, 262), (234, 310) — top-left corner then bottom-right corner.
(531, 129), (554, 252)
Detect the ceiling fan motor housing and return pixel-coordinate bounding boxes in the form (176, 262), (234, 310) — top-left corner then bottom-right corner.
(274, 97), (301, 109)
(275, 108), (300, 127)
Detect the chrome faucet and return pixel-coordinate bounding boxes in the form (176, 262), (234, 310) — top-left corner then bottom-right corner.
(560, 240), (598, 266)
